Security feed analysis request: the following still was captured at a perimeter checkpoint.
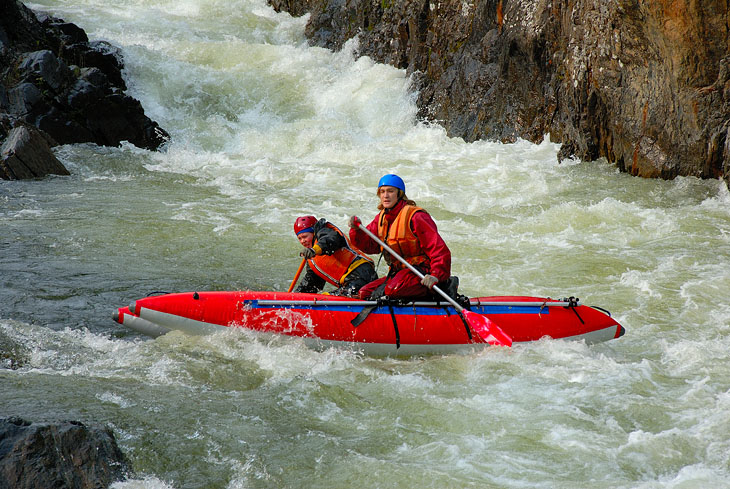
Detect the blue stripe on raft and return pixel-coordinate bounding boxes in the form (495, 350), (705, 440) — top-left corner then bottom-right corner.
(471, 305), (547, 315)
(246, 301), (547, 316)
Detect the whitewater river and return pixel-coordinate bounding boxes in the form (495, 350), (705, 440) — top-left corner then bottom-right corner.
(2, 0), (730, 487)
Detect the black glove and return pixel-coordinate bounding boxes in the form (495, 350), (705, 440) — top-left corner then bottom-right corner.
(300, 248), (316, 259)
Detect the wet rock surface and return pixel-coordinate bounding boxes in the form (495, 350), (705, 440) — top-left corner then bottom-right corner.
(270, 0), (730, 186)
(0, 0), (169, 180)
(0, 417), (132, 489)
(0, 123), (68, 179)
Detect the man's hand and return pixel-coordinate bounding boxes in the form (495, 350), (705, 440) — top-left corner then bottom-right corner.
(300, 248), (316, 259)
(421, 274), (438, 289)
(349, 216), (362, 229)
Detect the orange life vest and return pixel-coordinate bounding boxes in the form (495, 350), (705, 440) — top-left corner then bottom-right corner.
(376, 204), (430, 270)
(307, 222), (374, 286)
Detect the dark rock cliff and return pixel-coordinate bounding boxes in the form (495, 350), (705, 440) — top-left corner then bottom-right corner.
(0, 0), (169, 179)
(270, 0), (730, 187)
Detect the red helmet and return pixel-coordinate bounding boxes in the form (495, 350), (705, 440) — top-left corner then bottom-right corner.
(294, 215), (317, 235)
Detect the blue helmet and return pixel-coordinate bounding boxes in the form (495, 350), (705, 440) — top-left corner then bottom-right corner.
(377, 174), (405, 193)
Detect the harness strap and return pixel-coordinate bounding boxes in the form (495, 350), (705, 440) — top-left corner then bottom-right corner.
(349, 294), (393, 328)
(570, 306), (584, 324)
(388, 304), (401, 349)
(437, 300), (472, 340)
(458, 312), (472, 340)
(351, 305), (377, 328)
(565, 296), (584, 324)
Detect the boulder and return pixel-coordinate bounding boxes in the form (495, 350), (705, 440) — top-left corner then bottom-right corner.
(17, 49), (73, 92)
(0, 0), (169, 180)
(0, 124), (68, 179)
(0, 417), (132, 489)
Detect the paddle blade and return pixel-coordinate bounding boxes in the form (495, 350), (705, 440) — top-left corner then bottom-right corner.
(463, 310), (513, 347)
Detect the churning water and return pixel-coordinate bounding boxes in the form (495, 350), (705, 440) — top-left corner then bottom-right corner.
(2, 1), (730, 487)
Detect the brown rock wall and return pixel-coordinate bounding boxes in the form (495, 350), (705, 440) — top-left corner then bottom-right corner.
(270, 0), (730, 187)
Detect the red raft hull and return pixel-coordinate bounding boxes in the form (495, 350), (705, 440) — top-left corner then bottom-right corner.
(114, 291), (625, 356)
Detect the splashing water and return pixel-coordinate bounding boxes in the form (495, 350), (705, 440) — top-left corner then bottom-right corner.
(3, 1), (730, 487)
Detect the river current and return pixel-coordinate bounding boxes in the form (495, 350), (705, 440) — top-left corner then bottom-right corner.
(2, 1), (730, 488)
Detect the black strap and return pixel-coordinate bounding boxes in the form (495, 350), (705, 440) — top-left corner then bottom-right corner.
(458, 312), (473, 340)
(590, 305), (612, 317)
(388, 304), (400, 349)
(351, 305), (377, 327)
(570, 305), (584, 324)
(146, 291), (171, 297)
(438, 302), (472, 340)
(349, 292), (390, 328)
(564, 296), (584, 324)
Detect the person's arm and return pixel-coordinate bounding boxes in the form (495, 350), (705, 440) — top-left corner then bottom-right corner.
(348, 215), (381, 254)
(314, 224), (346, 255)
(411, 211), (451, 283)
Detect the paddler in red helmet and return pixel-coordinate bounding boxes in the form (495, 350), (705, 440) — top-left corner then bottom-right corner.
(293, 215), (378, 297)
(348, 174), (454, 301)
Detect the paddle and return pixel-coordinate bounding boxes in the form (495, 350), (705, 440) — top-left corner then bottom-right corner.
(287, 257), (307, 293)
(356, 223), (512, 347)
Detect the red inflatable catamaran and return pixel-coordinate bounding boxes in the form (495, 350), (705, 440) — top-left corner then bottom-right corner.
(113, 291), (625, 356)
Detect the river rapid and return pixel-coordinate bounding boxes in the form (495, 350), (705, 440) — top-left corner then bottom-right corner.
(2, 1), (730, 488)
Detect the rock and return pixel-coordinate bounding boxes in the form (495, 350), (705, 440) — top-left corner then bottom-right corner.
(0, 417), (132, 489)
(0, 0), (169, 176)
(48, 17), (89, 45)
(18, 49), (73, 92)
(270, 0), (730, 187)
(0, 124), (69, 179)
(62, 40), (128, 90)
(0, 326), (29, 369)
(5, 82), (44, 118)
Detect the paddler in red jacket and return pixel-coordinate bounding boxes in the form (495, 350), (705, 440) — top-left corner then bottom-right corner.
(293, 216), (378, 297)
(348, 174), (453, 301)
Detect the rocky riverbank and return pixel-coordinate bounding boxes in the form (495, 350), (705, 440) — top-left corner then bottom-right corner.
(0, 417), (131, 488)
(0, 0), (168, 179)
(269, 0), (730, 187)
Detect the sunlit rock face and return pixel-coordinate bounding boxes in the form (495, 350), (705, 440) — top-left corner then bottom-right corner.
(270, 0), (730, 186)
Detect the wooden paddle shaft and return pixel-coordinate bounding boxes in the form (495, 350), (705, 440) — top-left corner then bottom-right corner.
(287, 257), (307, 293)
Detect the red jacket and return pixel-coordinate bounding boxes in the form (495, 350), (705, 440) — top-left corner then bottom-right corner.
(349, 199), (451, 283)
